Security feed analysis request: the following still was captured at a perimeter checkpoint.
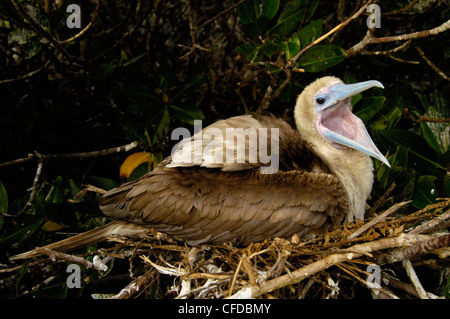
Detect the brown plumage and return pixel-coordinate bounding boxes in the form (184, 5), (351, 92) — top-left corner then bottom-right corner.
(12, 76), (387, 260)
(98, 121), (348, 246)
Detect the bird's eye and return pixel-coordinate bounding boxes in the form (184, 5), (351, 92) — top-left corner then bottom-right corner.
(316, 97), (326, 105)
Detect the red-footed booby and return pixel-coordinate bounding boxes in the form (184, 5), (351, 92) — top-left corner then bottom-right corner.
(12, 76), (389, 259)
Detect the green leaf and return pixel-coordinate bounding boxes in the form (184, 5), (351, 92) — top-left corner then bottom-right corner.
(412, 175), (438, 209)
(388, 146), (408, 168)
(8, 28), (37, 45)
(122, 53), (146, 67)
(371, 106), (402, 131)
(170, 75), (206, 102)
(287, 34), (300, 59)
(170, 104), (205, 126)
(444, 275), (450, 299)
(127, 162), (150, 182)
(238, 0), (279, 24)
(0, 180), (7, 215)
(67, 179), (81, 199)
(261, 40), (279, 58)
(304, 0), (320, 22)
(146, 106), (170, 146)
(378, 129), (445, 170)
(268, 0), (319, 36)
(13, 260), (31, 298)
(420, 121), (444, 156)
(354, 96), (386, 122)
(45, 176), (64, 204)
(269, 0), (305, 36)
(236, 43), (261, 61)
(8, 28), (45, 59)
(417, 90), (449, 154)
(297, 19), (322, 48)
(297, 45), (345, 72)
(1, 217), (44, 245)
(20, 283), (68, 299)
(445, 172), (450, 198)
(242, 17), (271, 36)
(89, 176), (119, 191)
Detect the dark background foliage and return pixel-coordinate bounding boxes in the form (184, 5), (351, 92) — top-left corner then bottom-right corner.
(0, 0), (449, 298)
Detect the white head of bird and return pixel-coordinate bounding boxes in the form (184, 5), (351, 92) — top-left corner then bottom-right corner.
(294, 76), (390, 220)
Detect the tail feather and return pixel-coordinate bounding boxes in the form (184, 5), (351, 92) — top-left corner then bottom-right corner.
(10, 221), (147, 260)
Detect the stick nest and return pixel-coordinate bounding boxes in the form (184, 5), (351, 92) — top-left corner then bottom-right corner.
(7, 199), (450, 299)
(98, 198), (450, 299)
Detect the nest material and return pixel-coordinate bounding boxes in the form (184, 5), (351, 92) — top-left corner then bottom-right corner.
(6, 198), (450, 299)
(100, 198), (450, 299)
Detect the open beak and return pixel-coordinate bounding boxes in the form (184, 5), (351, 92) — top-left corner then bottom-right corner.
(316, 80), (390, 167)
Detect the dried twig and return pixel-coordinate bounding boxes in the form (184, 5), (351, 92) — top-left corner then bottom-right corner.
(402, 259), (429, 299)
(179, 0), (210, 60)
(347, 201), (411, 240)
(198, 0), (245, 29)
(384, 0), (420, 16)
(15, 157), (44, 217)
(377, 234), (450, 265)
(404, 108), (450, 124)
(110, 269), (157, 299)
(365, 182), (396, 218)
(414, 44), (450, 81)
(228, 254), (245, 297)
(409, 207), (450, 235)
(31, 247), (106, 271)
(0, 60), (51, 85)
(89, 0), (146, 62)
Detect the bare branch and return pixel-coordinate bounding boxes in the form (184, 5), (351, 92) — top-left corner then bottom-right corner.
(0, 141), (140, 217)
(404, 108), (450, 124)
(17, 156), (44, 217)
(31, 247), (106, 271)
(0, 60), (51, 85)
(0, 141), (140, 169)
(414, 44), (450, 81)
(384, 0), (420, 16)
(376, 18), (450, 43)
(347, 18), (450, 57)
(179, 0), (210, 60)
(198, 0), (246, 29)
(89, 0), (145, 62)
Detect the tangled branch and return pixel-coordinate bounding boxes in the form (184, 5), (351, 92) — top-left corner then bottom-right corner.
(0, 141), (140, 217)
